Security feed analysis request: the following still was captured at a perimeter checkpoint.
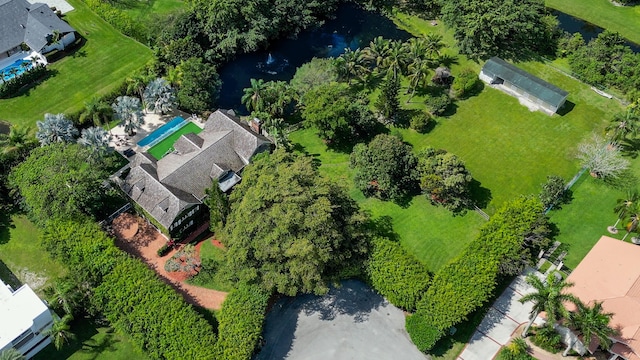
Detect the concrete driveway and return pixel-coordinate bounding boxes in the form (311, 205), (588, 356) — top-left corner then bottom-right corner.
(458, 269), (544, 360)
(255, 280), (428, 360)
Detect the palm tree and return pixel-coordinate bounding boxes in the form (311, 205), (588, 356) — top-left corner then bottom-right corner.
(78, 127), (112, 160)
(263, 81), (295, 117)
(35, 113), (78, 145)
(0, 125), (37, 157)
(44, 314), (76, 350)
(565, 300), (617, 356)
(519, 272), (578, 336)
(8, 68), (19, 79)
(0, 348), (25, 360)
(363, 36), (390, 70)
(422, 33), (446, 61)
(382, 40), (407, 81)
(241, 78), (267, 113)
(503, 338), (529, 360)
(143, 78), (176, 114)
(112, 96), (144, 136)
(610, 191), (639, 232)
(334, 48), (368, 85)
(125, 73), (150, 100)
(605, 110), (639, 144)
(622, 208), (640, 241)
(406, 58), (431, 103)
(79, 97), (113, 127)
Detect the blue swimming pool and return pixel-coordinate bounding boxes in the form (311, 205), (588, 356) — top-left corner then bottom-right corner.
(137, 116), (187, 147)
(0, 59), (33, 82)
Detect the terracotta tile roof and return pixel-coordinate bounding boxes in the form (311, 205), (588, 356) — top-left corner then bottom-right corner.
(567, 236), (640, 359)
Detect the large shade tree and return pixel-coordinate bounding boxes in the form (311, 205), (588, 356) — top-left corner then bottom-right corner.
(112, 96), (144, 136)
(172, 57), (221, 113)
(9, 143), (110, 224)
(519, 272), (578, 337)
(417, 147), (473, 213)
(577, 134), (629, 179)
(350, 134), (418, 201)
(442, 0), (548, 59)
(36, 113), (78, 146)
(221, 151), (369, 296)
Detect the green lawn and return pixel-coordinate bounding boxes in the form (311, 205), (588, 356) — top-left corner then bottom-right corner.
(121, 0), (185, 21)
(0, 0), (153, 127)
(187, 240), (234, 292)
(148, 122), (203, 159)
(546, 0), (640, 46)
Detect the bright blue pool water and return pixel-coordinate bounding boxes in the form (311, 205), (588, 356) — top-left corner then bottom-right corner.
(137, 116), (186, 147)
(0, 60), (33, 82)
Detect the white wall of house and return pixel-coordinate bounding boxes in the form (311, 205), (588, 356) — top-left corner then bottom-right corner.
(41, 32), (76, 54)
(0, 281), (53, 359)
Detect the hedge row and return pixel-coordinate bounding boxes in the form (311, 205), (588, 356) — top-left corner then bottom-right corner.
(83, 0), (147, 43)
(407, 197), (545, 351)
(0, 65), (48, 98)
(214, 284), (270, 360)
(366, 237), (431, 311)
(42, 219), (217, 359)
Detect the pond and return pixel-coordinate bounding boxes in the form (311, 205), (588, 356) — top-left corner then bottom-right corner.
(552, 9), (640, 53)
(217, 3), (411, 113)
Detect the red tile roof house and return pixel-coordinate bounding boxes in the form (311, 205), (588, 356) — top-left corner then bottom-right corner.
(566, 236), (640, 360)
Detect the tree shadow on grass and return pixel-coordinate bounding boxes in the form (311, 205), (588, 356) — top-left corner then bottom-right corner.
(556, 101), (575, 116)
(32, 318), (101, 360)
(468, 179), (492, 209)
(0, 259), (22, 289)
(0, 211), (14, 245)
(603, 169), (638, 191)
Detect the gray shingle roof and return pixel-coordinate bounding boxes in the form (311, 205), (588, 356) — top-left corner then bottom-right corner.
(121, 109), (272, 230)
(482, 57), (568, 108)
(0, 0), (75, 54)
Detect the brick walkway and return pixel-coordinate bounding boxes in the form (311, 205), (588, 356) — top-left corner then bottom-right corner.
(112, 213), (227, 310)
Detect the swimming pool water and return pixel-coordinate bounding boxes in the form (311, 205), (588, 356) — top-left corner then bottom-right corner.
(0, 60), (33, 82)
(137, 116), (186, 147)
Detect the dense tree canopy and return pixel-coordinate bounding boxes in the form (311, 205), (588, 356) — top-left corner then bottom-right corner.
(9, 144), (109, 223)
(417, 147), (473, 212)
(290, 58), (338, 97)
(173, 57), (222, 113)
(221, 151), (369, 296)
(442, 0), (548, 59)
(300, 82), (378, 147)
(350, 134), (418, 201)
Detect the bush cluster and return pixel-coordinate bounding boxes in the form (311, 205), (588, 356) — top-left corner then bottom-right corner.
(451, 68), (480, 99)
(214, 284), (270, 360)
(366, 237), (431, 311)
(406, 197), (547, 351)
(83, 0), (147, 43)
(0, 65), (48, 98)
(42, 219), (217, 359)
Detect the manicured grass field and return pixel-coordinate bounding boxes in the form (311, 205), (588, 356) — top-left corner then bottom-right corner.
(187, 240), (234, 292)
(148, 122), (203, 159)
(546, 0), (640, 46)
(0, 0), (153, 127)
(122, 0), (185, 21)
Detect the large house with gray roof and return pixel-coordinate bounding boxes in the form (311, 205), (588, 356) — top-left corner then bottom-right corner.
(0, 0), (76, 61)
(121, 110), (272, 238)
(479, 57), (569, 115)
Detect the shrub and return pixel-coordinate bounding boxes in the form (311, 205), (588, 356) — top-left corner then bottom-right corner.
(531, 325), (562, 353)
(424, 93), (451, 116)
(452, 68), (480, 99)
(410, 112), (432, 133)
(367, 237), (430, 311)
(82, 0), (147, 42)
(0, 65), (48, 98)
(214, 284), (270, 360)
(157, 243), (170, 257)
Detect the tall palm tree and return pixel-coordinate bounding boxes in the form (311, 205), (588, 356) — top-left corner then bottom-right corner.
(35, 113), (78, 145)
(363, 36), (390, 70)
(79, 97), (113, 127)
(126, 73), (150, 100)
(334, 48), (368, 85)
(565, 300), (617, 356)
(622, 207), (640, 241)
(422, 33), (446, 61)
(382, 40), (407, 81)
(43, 314), (76, 350)
(519, 272), (578, 336)
(241, 78), (267, 113)
(406, 58), (431, 103)
(78, 127), (112, 160)
(143, 78), (176, 114)
(0, 348), (25, 360)
(263, 81), (295, 117)
(610, 191), (639, 231)
(112, 96), (144, 136)
(605, 110), (639, 145)
(0, 125), (37, 157)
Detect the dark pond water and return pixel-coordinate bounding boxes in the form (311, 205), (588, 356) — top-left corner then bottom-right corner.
(552, 9), (640, 52)
(217, 3), (412, 113)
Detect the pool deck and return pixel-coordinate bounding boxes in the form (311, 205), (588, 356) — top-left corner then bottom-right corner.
(109, 110), (203, 157)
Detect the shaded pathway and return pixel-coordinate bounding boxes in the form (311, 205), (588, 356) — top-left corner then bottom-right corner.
(111, 213), (227, 310)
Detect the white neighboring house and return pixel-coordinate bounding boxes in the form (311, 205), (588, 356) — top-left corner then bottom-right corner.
(0, 0), (76, 61)
(0, 279), (54, 359)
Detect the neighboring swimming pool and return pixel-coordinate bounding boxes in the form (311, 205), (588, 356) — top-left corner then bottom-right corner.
(148, 122), (203, 160)
(0, 59), (33, 82)
(137, 116), (187, 147)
